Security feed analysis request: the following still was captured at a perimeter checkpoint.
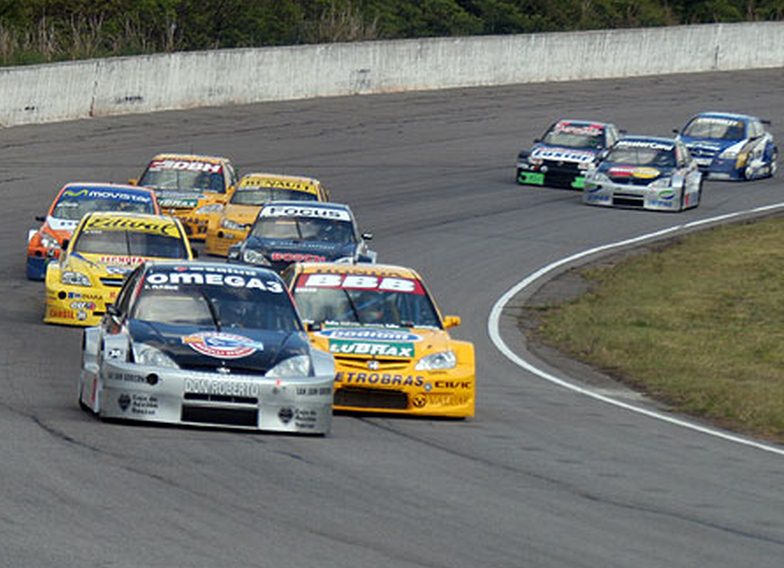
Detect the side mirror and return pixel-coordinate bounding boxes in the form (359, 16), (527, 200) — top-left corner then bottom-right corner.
(35, 215), (46, 222)
(128, 178), (138, 186)
(106, 304), (119, 317)
(304, 321), (322, 332)
(533, 138), (542, 143)
(762, 119), (772, 125)
(191, 248), (199, 258)
(61, 238), (69, 251)
(443, 315), (461, 329)
(361, 232), (373, 241)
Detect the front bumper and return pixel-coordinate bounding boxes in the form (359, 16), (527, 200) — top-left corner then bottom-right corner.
(95, 360), (333, 433)
(44, 282), (120, 326)
(516, 162), (587, 189)
(583, 180), (682, 212)
(332, 359), (475, 417)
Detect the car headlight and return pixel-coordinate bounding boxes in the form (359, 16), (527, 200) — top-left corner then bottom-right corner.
(415, 350), (457, 371)
(719, 147), (738, 159)
(242, 248), (270, 266)
(61, 271), (91, 286)
(649, 177), (673, 189)
(266, 355), (312, 378)
(194, 203), (224, 215)
(221, 218), (246, 231)
(133, 344), (180, 368)
(40, 232), (60, 249)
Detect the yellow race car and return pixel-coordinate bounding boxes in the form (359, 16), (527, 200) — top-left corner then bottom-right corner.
(130, 153), (238, 240)
(204, 172), (329, 256)
(44, 211), (194, 326)
(284, 262), (475, 417)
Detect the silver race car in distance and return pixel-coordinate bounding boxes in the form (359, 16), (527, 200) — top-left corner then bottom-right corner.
(79, 260), (334, 434)
(583, 135), (702, 212)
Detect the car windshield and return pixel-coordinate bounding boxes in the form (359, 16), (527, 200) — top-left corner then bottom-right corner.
(73, 229), (188, 258)
(293, 274), (441, 328)
(133, 280), (300, 330)
(139, 163), (224, 193)
(52, 194), (154, 220)
(683, 118), (745, 140)
(543, 125), (604, 149)
(250, 216), (355, 244)
(605, 145), (676, 167)
(231, 188), (318, 206)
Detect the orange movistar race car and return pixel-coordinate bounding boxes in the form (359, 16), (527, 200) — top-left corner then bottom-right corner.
(131, 153), (238, 240)
(205, 172), (329, 256)
(44, 211), (193, 326)
(26, 183), (159, 280)
(284, 262), (475, 417)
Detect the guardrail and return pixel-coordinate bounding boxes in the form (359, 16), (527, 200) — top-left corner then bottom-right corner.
(1, 22), (782, 127)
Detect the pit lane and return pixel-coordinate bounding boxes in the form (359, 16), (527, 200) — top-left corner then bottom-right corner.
(1, 68), (783, 567)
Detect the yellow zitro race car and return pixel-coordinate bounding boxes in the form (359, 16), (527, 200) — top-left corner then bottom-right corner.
(44, 212), (193, 326)
(205, 172), (329, 257)
(285, 262), (475, 417)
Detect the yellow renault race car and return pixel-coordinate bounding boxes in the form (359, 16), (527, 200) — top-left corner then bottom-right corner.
(284, 262), (475, 417)
(44, 211), (193, 326)
(130, 153), (238, 240)
(204, 172), (329, 256)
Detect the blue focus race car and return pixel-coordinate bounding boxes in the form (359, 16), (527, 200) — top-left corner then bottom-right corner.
(228, 201), (376, 273)
(677, 112), (777, 180)
(516, 119), (622, 189)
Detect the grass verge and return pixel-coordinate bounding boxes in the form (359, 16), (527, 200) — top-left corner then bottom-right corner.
(528, 215), (784, 443)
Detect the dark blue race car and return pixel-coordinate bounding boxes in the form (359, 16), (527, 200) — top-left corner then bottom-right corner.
(228, 201), (376, 273)
(677, 112), (777, 181)
(516, 119), (622, 189)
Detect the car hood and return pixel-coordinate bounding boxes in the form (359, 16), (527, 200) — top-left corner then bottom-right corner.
(244, 237), (357, 262)
(308, 325), (451, 360)
(596, 162), (673, 181)
(529, 143), (602, 163)
(129, 320), (309, 373)
(223, 203), (262, 226)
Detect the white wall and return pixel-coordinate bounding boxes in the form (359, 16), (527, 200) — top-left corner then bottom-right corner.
(2, 22), (783, 126)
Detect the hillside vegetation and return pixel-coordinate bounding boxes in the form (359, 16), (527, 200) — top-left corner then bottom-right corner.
(1, 0), (783, 66)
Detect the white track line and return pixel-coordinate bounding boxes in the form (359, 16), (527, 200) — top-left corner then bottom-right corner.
(488, 203), (784, 456)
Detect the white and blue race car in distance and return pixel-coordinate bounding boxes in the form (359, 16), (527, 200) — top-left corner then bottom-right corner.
(677, 112), (777, 180)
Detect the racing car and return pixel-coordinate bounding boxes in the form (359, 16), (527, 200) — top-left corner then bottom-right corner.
(26, 182), (159, 280)
(583, 135), (702, 212)
(283, 262), (475, 417)
(516, 119), (622, 189)
(205, 172), (329, 257)
(44, 211), (193, 326)
(676, 112), (777, 180)
(130, 153), (238, 240)
(228, 201), (376, 273)
(78, 261), (334, 433)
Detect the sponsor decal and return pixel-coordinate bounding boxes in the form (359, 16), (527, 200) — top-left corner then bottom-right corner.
(260, 205), (351, 221)
(334, 371), (425, 387)
(434, 380), (473, 390)
(298, 274), (424, 294)
(531, 147), (595, 163)
(159, 197), (199, 208)
(118, 393), (131, 411)
(241, 177), (317, 192)
(295, 386), (332, 396)
(47, 308), (75, 320)
(329, 340), (414, 358)
(425, 393), (472, 406)
(615, 140), (674, 151)
(319, 328), (421, 342)
(631, 167), (661, 180)
(270, 252), (327, 262)
(107, 371), (146, 383)
(295, 408), (318, 429)
(182, 332), (264, 359)
(62, 188), (152, 203)
(279, 407), (294, 424)
(84, 216), (179, 237)
(184, 377), (260, 397)
(100, 256), (146, 266)
(148, 160), (222, 174)
(129, 393), (158, 415)
(146, 271), (284, 293)
(70, 300), (96, 310)
(412, 394), (427, 408)
(697, 117), (744, 127)
(554, 121), (604, 136)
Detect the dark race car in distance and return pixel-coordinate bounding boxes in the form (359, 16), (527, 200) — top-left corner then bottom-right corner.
(516, 119), (622, 189)
(677, 112), (777, 181)
(228, 201), (376, 273)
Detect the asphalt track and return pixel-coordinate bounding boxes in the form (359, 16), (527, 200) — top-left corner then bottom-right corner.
(1, 68), (784, 568)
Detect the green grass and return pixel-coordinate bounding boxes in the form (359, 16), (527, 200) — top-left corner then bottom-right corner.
(532, 216), (784, 442)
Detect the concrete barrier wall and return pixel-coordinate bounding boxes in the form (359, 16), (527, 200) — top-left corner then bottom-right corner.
(1, 22), (783, 127)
